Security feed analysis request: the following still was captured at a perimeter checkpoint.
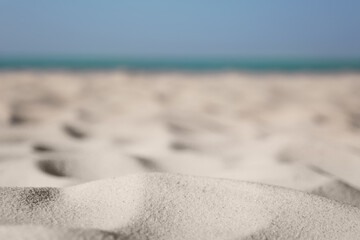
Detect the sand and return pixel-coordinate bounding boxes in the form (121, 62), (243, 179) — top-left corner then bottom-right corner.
(2, 173), (360, 239)
(0, 70), (360, 239)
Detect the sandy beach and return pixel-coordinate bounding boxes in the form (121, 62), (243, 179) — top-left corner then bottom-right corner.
(1, 70), (360, 239)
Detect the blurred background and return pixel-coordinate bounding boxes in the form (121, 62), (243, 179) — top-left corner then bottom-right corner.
(0, 1), (359, 190)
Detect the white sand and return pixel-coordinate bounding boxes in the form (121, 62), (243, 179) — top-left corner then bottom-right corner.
(1, 173), (360, 239)
(0, 70), (360, 239)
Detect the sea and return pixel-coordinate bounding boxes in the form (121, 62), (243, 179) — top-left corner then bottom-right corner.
(0, 57), (360, 72)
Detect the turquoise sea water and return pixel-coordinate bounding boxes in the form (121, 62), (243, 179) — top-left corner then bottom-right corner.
(0, 57), (360, 71)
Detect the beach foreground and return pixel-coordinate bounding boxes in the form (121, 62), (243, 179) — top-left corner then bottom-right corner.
(0, 71), (360, 239)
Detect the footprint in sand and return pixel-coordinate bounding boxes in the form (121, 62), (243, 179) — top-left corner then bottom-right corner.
(281, 137), (360, 189)
(33, 140), (159, 181)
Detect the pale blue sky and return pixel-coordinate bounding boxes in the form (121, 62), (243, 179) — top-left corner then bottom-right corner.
(0, 1), (359, 58)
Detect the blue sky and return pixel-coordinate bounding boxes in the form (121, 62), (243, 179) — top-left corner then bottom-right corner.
(0, 1), (359, 58)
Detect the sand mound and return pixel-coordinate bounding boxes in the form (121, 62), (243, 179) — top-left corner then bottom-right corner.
(1, 173), (360, 239)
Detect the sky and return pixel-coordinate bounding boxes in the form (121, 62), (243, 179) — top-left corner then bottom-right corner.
(0, 1), (360, 58)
